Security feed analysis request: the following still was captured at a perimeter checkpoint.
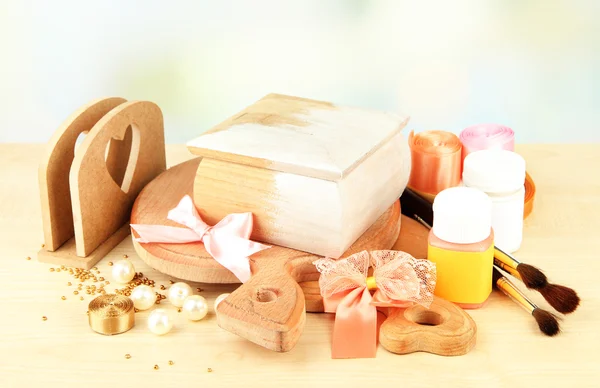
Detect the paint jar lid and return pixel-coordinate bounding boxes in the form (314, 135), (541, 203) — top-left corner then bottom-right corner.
(463, 150), (526, 193)
(432, 187), (492, 244)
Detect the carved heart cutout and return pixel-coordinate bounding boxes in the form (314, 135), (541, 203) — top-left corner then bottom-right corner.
(104, 124), (141, 194)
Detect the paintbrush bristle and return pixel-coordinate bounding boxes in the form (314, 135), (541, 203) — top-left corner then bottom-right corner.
(541, 283), (581, 314)
(517, 263), (548, 289)
(532, 308), (561, 336)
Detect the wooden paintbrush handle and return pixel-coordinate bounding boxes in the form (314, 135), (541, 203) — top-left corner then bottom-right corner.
(495, 271), (536, 314)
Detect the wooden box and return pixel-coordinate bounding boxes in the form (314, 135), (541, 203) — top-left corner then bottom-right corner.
(186, 94), (411, 258)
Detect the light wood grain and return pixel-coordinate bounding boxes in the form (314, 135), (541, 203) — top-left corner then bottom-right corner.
(379, 296), (477, 356)
(130, 156), (401, 351)
(1, 144), (599, 388)
(189, 93), (411, 257)
(37, 99), (166, 269)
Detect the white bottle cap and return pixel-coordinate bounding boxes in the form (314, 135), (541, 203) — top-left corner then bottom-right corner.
(432, 187), (492, 244)
(462, 150), (526, 193)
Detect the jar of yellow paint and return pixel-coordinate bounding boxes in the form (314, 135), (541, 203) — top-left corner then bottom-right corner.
(427, 187), (494, 309)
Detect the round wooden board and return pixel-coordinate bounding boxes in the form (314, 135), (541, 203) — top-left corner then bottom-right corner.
(131, 157), (402, 284)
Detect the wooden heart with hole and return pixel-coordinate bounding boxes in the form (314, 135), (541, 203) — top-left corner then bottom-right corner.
(379, 296), (477, 356)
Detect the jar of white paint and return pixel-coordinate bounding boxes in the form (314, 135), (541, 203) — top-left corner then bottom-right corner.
(462, 149), (526, 253)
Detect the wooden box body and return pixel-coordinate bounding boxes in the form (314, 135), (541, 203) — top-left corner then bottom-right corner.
(186, 94), (411, 258)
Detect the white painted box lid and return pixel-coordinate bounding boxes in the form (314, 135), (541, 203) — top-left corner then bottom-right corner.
(186, 94), (409, 181)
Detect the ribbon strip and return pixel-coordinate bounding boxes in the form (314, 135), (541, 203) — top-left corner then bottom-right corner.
(459, 124), (515, 163)
(130, 195), (271, 283)
(314, 250), (436, 359)
(407, 130), (462, 199)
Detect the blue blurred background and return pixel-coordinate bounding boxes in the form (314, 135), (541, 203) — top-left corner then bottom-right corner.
(1, 0), (598, 143)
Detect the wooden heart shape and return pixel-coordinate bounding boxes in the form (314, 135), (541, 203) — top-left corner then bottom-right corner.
(104, 124), (140, 194)
(379, 296), (477, 356)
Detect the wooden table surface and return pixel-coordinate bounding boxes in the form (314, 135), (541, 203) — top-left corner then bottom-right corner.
(1, 143), (599, 388)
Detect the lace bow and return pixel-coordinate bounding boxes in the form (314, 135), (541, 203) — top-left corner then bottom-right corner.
(313, 250), (436, 359)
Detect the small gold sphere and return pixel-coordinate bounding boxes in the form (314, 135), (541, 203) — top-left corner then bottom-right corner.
(153, 365), (159, 370)
(168, 360), (174, 365)
(42, 316), (47, 321)
(125, 354), (131, 359)
(61, 296), (66, 300)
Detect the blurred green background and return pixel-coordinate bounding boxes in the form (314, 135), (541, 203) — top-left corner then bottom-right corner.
(1, 0), (598, 143)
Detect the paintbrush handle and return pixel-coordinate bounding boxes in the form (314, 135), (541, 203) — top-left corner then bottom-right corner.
(494, 268), (536, 315)
(493, 246), (522, 272)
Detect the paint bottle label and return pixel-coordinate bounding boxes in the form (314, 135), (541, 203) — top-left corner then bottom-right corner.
(427, 242), (494, 306)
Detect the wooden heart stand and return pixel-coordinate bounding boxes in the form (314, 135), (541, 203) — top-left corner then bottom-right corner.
(132, 159), (476, 355)
(38, 98), (166, 269)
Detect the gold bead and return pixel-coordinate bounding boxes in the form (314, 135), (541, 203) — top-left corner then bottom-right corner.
(99, 277), (105, 281)
(134, 308), (139, 313)
(108, 262), (113, 266)
(49, 268), (55, 272)
(207, 368), (213, 373)
(169, 280), (174, 284)
(160, 285), (166, 290)
(155, 300), (160, 304)
(153, 365), (159, 370)
(67, 282), (72, 286)
(60, 265), (66, 270)
(125, 354), (131, 359)
(123, 254), (128, 258)
(105, 281), (110, 285)
(61, 296), (66, 300)
(196, 288), (203, 292)
(41, 243), (45, 248)
(73, 291), (79, 295)
(42, 316), (47, 321)
(80, 296), (84, 301)
(168, 360), (174, 366)
(177, 308), (181, 313)
(92, 267), (98, 271)
(26, 256), (31, 261)
(56, 269), (61, 273)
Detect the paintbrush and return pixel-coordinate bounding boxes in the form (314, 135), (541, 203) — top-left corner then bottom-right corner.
(493, 267), (560, 336)
(400, 187), (580, 314)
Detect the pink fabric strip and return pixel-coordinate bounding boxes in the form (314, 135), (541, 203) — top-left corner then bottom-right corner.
(130, 195), (271, 283)
(459, 124), (515, 162)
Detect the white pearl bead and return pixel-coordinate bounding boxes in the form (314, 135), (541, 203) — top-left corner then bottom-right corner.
(111, 259), (135, 284)
(167, 282), (193, 307)
(182, 295), (209, 321)
(147, 309), (173, 335)
(214, 293), (230, 312)
(130, 285), (155, 311)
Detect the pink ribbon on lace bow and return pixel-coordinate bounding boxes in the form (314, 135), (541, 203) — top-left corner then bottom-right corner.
(313, 250), (437, 359)
(130, 195), (270, 283)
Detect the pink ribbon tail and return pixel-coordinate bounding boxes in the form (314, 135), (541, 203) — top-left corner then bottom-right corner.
(324, 287), (377, 359)
(130, 224), (201, 244)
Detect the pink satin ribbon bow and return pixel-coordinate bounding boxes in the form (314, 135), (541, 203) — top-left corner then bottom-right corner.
(314, 250), (437, 359)
(130, 195), (270, 283)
